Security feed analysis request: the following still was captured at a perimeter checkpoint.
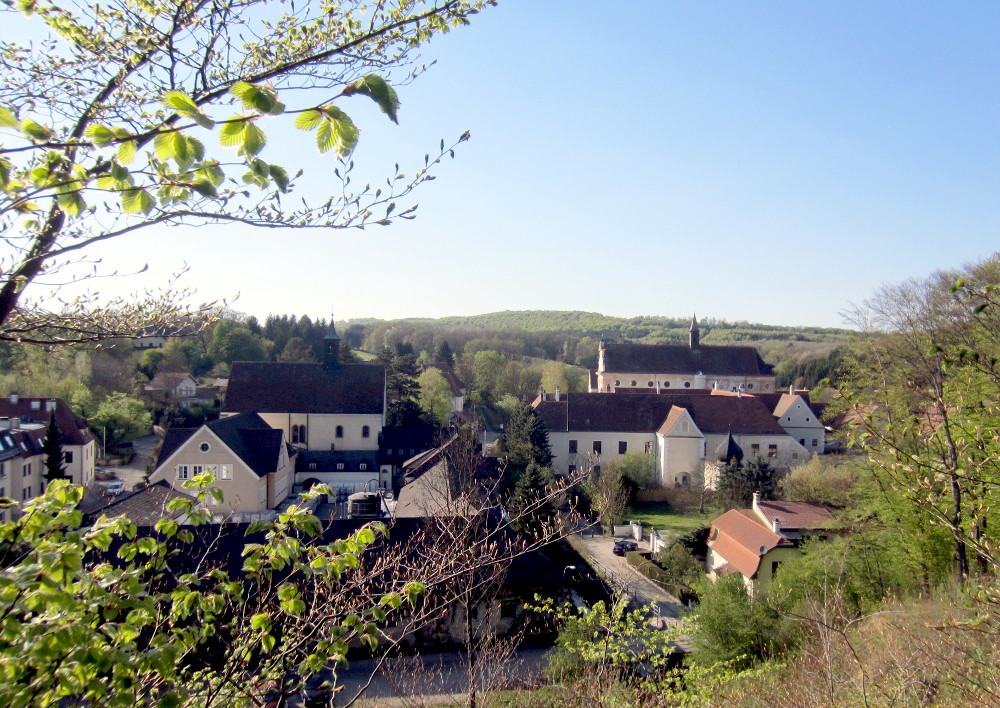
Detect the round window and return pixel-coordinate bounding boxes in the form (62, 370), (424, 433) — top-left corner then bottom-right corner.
(199, 442), (210, 452)
(647, 381), (654, 387)
(684, 382), (691, 388)
(664, 381), (670, 388)
(614, 380), (620, 386)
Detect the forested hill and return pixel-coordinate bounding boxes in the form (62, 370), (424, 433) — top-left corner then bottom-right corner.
(349, 310), (853, 345)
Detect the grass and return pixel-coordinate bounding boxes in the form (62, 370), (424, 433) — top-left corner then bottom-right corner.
(626, 502), (710, 536)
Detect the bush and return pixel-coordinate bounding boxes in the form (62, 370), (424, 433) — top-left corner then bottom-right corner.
(656, 544), (703, 587)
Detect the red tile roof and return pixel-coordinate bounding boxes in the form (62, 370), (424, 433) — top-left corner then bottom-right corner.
(709, 508), (792, 579)
(755, 500), (835, 531)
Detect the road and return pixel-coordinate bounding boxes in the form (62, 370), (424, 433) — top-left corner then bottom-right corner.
(573, 531), (692, 651)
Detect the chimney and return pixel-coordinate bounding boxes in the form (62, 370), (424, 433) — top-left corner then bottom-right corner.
(772, 517), (781, 534)
(555, 387), (561, 401)
(9, 393), (17, 405)
(538, 386), (546, 401)
(752, 491), (761, 509)
(789, 384), (795, 395)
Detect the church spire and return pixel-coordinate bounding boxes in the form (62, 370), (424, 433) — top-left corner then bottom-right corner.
(689, 312), (700, 349)
(324, 314), (341, 371)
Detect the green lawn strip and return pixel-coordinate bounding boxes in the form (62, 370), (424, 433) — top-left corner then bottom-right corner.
(627, 502), (709, 537)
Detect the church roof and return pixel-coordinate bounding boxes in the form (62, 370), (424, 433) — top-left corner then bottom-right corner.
(600, 342), (773, 377)
(223, 362), (384, 415)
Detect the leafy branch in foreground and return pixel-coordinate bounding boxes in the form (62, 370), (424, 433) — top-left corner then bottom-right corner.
(0, 0), (493, 344)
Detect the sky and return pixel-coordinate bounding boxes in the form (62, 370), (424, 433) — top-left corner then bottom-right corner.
(8, 1), (1000, 329)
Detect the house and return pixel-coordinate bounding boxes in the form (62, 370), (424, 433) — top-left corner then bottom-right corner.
(82, 480), (195, 526)
(0, 394), (97, 491)
(148, 412), (295, 516)
(591, 316), (777, 394)
(755, 388), (826, 454)
(144, 372), (217, 410)
(222, 322), (390, 493)
(706, 492), (835, 596)
(533, 390), (810, 487)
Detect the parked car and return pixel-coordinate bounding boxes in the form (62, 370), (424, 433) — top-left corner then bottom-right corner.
(105, 481), (125, 496)
(613, 540), (637, 556)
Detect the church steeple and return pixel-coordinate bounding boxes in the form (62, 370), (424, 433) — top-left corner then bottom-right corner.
(324, 315), (341, 371)
(689, 313), (700, 349)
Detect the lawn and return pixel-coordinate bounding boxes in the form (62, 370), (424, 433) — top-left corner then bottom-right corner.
(626, 502), (711, 536)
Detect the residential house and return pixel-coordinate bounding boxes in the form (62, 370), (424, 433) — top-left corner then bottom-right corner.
(755, 387), (826, 454)
(82, 480), (195, 526)
(149, 412), (295, 516)
(706, 492), (835, 596)
(222, 322), (390, 493)
(145, 372), (217, 410)
(533, 390), (810, 487)
(0, 394), (97, 489)
(591, 316), (777, 393)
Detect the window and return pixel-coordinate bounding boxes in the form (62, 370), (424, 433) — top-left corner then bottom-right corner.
(663, 381), (670, 387)
(336, 463), (345, 470)
(799, 439), (805, 446)
(644, 441), (652, 453)
(768, 444), (778, 458)
(192, 464), (203, 475)
(360, 463), (368, 471)
(618, 441), (627, 455)
(568, 439), (578, 454)
(592, 440), (602, 454)
(199, 442), (211, 452)
(177, 464), (190, 480)
(614, 380), (620, 386)
(647, 381), (654, 387)
(336, 426), (343, 438)
(751, 443), (760, 457)
(812, 439), (818, 447)
(567, 464), (577, 474)
(22, 486), (30, 500)
(362, 425), (370, 438)
(684, 382), (691, 388)
(220, 464), (233, 480)
(771, 561), (781, 577)
(64, 451), (73, 464)
(309, 463), (317, 471)
(630, 380), (636, 387)
(747, 383), (753, 390)
(805, 417), (810, 422)
(0, 463), (5, 479)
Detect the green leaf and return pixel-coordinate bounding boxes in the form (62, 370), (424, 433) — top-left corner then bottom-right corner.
(0, 105), (18, 129)
(294, 110), (324, 130)
(231, 82), (284, 115)
(191, 180), (218, 199)
(20, 119), (53, 142)
(269, 164), (289, 191)
(250, 613), (270, 631)
(122, 187), (156, 215)
(85, 124), (115, 147)
(154, 131), (180, 161)
(118, 140), (137, 164)
(344, 75), (400, 124)
(57, 190), (86, 216)
(0, 158), (10, 189)
(239, 122), (266, 156)
(219, 119), (246, 147)
(316, 107), (358, 158)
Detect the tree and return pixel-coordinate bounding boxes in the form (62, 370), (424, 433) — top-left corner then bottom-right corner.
(508, 462), (558, 541)
(503, 401), (552, 471)
(0, 0), (492, 346)
(277, 336), (318, 363)
(584, 466), (630, 529)
(417, 366), (453, 426)
(42, 413), (67, 483)
(433, 339), (456, 366)
(716, 457), (779, 509)
(90, 392), (152, 448)
(605, 450), (656, 490)
(207, 319), (270, 367)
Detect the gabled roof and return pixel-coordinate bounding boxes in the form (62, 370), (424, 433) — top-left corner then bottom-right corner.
(709, 508), (792, 579)
(755, 500), (835, 531)
(0, 396), (94, 446)
(601, 342), (773, 377)
(223, 362), (384, 415)
(295, 449), (378, 473)
(145, 372), (196, 391)
(88, 481), (195, 526)
(156, 413), (285, 477)
(533, 393), (788, 436)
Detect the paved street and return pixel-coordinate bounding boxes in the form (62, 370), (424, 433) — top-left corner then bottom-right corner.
(573, 531), (691, 650)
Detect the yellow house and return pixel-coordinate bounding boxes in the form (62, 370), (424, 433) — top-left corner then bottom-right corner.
(706, 493), (835, 596)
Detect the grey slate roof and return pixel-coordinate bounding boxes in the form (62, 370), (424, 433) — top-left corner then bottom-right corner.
(533, 392), (788, 436)
(601, 342), (773, 377)
(223, 362), (384, 415)
(157, 413), (285, 477)
(86, 481), (195, 526)
(295, 449), (379, 473)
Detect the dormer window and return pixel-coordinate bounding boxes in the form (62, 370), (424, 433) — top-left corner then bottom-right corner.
(360, 463), (367, 471)
(336, 463), (345, 470)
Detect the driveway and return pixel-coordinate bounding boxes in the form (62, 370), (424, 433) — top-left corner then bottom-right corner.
(573, 531), (692, 651)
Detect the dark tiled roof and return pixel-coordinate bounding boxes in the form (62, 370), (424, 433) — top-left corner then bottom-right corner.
(601, 342), (773, 377)
(296, 449), (379, 473)
(88, 481), (194, 526)
(0, 396), (94, 446)
(155, 413), (285, 477)
(223, 362), (384, 415)
(533, 393), (788, 436)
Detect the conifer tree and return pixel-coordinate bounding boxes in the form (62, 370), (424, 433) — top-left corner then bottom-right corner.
(42, 414), (66, 483)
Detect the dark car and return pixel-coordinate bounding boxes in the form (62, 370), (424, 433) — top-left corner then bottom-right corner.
(612, 540), (637, 556)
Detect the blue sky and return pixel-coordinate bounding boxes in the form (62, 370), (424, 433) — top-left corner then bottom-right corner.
(12, 1), (1000, 328)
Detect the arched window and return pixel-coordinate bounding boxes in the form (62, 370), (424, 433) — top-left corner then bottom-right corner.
(362, 425), (370, 438)
(336, 425), (343, 438)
